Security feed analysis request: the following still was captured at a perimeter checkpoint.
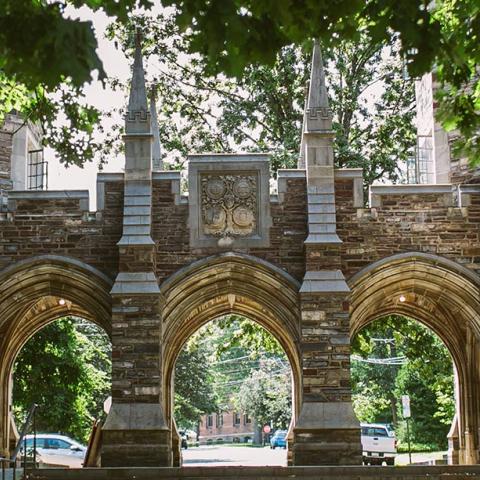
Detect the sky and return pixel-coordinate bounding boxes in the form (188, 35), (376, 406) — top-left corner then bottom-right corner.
(47, 6), (130, 209)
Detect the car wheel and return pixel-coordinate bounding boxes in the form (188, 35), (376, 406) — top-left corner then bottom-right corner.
(272, 445), (275, 449)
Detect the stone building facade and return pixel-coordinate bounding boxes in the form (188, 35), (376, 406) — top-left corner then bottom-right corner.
(0, 35), (479, 468)
(414, 73), (480, 185)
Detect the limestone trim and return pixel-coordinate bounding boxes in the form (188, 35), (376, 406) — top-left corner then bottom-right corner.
(188, 155), (272, 248)
(369, 184), (454, 207)
(7, 190), (90, 212)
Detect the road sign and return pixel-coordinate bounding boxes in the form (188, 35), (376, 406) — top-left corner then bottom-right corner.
(263, 424), (271, 434)
(402, 394), (411, 418)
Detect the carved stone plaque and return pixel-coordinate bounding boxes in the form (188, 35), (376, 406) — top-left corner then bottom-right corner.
(188, 154), (271, 248)
(201, 174), (257, 238)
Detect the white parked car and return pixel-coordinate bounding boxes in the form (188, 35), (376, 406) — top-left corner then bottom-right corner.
(23, 434), (87, 468)
(361, 423), (396, 465)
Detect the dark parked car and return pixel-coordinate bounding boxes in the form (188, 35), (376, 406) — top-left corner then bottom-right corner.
(270, 430), (287, 449)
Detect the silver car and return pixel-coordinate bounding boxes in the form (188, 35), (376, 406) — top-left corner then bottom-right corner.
(24, 434), (86, 468)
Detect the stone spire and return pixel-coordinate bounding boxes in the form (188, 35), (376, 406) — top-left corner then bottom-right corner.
(303, 39), (341, 245)
(123, 27), (152, 180)
(125, 28), (150, 135)
(150, 86), (163, 171)
(117, 27), (155, 247)
(305, 39), (333, 133)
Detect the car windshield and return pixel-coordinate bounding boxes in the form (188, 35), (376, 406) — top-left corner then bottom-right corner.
(361, 426), (389, 437)
(274, 431), (287, 438)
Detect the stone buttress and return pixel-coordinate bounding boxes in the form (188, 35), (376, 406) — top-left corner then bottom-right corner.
(101, 31), (170, 467)
(292, 40), (362, 465)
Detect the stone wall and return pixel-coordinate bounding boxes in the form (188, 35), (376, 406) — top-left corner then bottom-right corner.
(2, 173), (479, 289)
(1, 167), (480, 467)
(0, 182), (123, 279)
(335, 178), (480, 279)
(151, 176), (307, 284)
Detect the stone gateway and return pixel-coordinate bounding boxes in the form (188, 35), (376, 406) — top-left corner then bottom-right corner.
(0, 34), (479, 467)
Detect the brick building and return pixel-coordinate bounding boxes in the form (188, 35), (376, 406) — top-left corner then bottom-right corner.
(0, 34), (479, 468)
(199, 410), (254, 444)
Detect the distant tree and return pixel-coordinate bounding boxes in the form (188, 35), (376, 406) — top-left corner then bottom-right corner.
(351, 315), (455, 450)
(109, 15), (415, 185)
(235, 360), (292, 432)
(12, 318), (111, 443)
(174, 341), (217, 429)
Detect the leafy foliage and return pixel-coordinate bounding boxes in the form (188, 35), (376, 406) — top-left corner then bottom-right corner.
(174, 339), (217, 429)
(0, 0), (479, 165)
(109, 14), (415, 184)
(173, 315), (292, 436)
(352, 315), (455, 450)
(235, 360), (291, 431)
(12, 318), (111, 443)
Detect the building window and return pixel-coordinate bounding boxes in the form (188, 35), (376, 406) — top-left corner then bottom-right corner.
(206, 414), (213, 428)
(244, 413), (251, 425)
(233, 412), (241, 426)
(27, 149), (48, 190)
(216, 413), (223, 427)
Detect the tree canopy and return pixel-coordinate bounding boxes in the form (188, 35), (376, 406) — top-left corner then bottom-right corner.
(106, 14), (415, 183)
(352, 315), (455, 451)
(1, 0), (478, 165)
(12, 318), (111, 443)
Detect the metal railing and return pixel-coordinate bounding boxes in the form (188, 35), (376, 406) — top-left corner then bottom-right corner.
(0, 403), (38, 480)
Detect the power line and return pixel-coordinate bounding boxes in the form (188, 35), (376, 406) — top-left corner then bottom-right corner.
(351, 355), (407, 365)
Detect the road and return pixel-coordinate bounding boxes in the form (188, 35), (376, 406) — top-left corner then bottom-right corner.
(182, 445), (447, 467)
(182, 445), (287, 466)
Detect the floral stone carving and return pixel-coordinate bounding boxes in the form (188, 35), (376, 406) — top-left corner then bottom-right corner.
(201, 174), (257, 238)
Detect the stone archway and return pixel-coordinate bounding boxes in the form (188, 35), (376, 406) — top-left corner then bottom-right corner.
(349, 252), (480, 464)
(0, 255), (112, 455)
(160, 253), (302, 465)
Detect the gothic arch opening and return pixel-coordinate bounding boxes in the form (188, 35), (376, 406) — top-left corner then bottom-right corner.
(351, 314), (456, 465)
(349, 252), (480, 464)
(0, 256), (112, 456)
(160, 253), (302, 466)
(172, 314), (294, 466)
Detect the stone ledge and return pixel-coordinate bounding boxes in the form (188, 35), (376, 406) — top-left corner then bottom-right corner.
(7, 190), (89, 212)
(300, 270), (349, 293)
(111, 271), (160, 295)
(370, 184), (453, 195)
(369, 184), (454, 208)
(188, 153), (269, 164)
(334, 168), (363, 179)
(278, 169), (306, 178)
(30, 465), (480, 479)
(152, 171), (181, 180)
(8, 189), (89, 199)
(97, 172), (124, 182)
